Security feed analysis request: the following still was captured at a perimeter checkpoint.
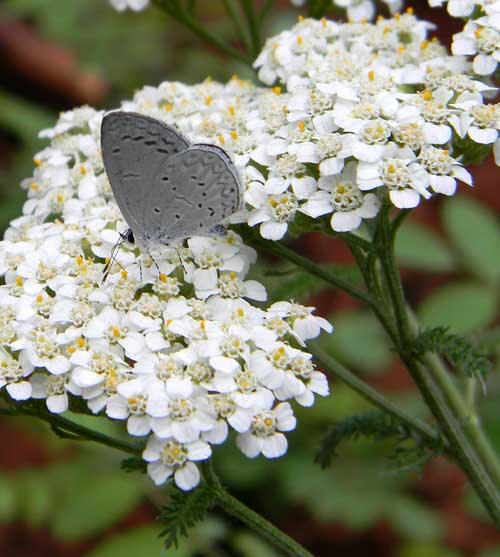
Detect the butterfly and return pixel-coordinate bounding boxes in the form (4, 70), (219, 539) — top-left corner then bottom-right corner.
(100, 111), (242, 279)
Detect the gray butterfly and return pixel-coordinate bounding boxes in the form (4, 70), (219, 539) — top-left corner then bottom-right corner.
(101, 111), (242, 249)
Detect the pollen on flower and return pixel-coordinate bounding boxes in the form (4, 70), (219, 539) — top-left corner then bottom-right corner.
(267, 193), (299, 223)
(331, 182), (364, 211)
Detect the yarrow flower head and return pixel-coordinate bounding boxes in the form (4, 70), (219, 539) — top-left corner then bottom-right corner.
(3, 5), (499, 491)
(251, 10), (500, 234)
(0, 83), (333, 491)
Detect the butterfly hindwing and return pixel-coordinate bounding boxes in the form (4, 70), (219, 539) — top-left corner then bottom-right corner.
(144, 145), (242, 242)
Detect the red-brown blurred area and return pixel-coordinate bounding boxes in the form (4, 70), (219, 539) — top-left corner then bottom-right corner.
(0, 1), (499, 556)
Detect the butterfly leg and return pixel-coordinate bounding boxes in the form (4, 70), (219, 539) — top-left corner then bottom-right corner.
(102, 229), (133, 284)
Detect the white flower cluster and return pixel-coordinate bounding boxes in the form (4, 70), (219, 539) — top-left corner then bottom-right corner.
(450, 1), (500, 76)
(253, 12), (500, 234)
(0, 94), (333, 490)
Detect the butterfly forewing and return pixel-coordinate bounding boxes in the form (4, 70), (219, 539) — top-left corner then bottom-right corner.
(144, 145), (241, 242)
(101, 111), (189, 237)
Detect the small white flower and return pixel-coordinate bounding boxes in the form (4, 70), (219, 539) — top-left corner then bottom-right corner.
(268, 301), (333, 341)
(150, 395), (217, 442)
(143, 436), (211, 490)
(420, 146), (473, 195)
(452, 21), (500, 76)
(457, 103), (500, 144)
(300, 162), (381, 232)
(358, 157), (431, 209)
(236, 402), (297, 458)
(30, 371), (81, 413)
(0, 349), (33, 401)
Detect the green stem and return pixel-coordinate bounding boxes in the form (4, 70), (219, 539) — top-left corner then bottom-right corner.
(309, 342), (445, 451)
(153, 0), (252, 65)
(222, 0), (253, 56)
(244, 233), (373, 305)
(204, 462), (316, 557)
(379, 204), (410, 348)
(259, 0), (275, 23)
(377, 209), (500, 524)
(240, 0), (262, 58)
(0, 403), (142, 456)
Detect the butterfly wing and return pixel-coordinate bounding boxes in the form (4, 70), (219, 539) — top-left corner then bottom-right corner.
(101, 111), (189, 237)
(143, 145), (242, 243)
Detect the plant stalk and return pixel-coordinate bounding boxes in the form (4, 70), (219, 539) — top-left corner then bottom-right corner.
(377, 209), (500, 524)
(204, 462), (316, 557)
(310, 342), (445, 452)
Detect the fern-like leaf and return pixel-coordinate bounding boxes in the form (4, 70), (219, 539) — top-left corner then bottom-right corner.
(413, 327), (492, 390)
(158, 482), (220, 549)
(316, 411), (444, 471)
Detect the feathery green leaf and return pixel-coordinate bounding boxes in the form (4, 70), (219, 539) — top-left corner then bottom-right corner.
(158, 482), (220, 549)
(413, 327), (492, 390)
(316, 411), (445, 471)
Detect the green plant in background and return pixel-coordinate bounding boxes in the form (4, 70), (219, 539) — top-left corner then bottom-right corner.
(0, 1), (500, 557)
